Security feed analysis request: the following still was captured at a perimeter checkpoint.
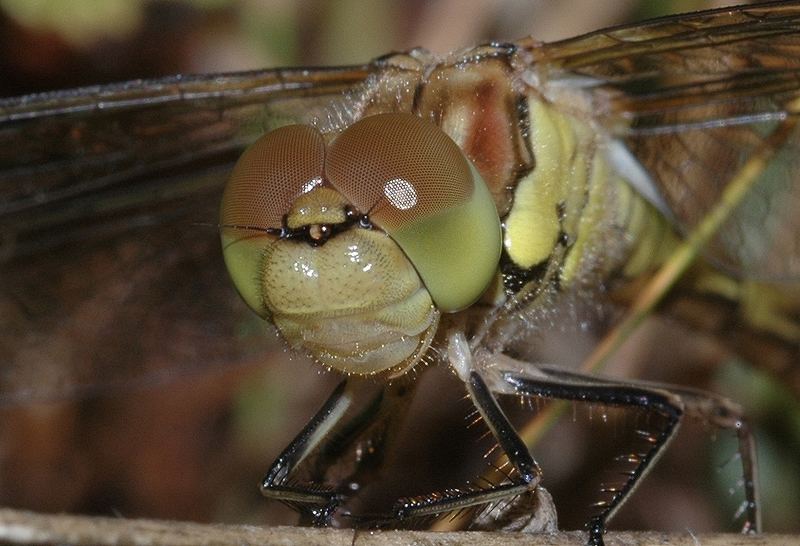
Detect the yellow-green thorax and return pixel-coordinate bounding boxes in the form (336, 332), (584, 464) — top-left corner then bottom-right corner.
(502, 96), (677, 289)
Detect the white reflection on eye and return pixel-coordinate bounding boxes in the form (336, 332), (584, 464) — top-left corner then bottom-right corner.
(383, 178), (417, 210)
(301, 176), (323, 194)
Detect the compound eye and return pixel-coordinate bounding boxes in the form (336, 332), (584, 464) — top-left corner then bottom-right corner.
(221, 124), (325, 231)
(326, 113), (501, 312)
(220, 124), (325, 316)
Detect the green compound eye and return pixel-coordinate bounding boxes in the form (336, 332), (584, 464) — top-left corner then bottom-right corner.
(327, 113), (502, 312)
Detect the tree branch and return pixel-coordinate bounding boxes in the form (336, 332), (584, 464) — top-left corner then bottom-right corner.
(0, 508), (793, 546)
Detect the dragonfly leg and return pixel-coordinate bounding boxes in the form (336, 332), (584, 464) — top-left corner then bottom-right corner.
(262, 375), (421, 526)
(261, 379), (383, 524)
(391, 369), (544, 525)
(485, 355), (759, 544)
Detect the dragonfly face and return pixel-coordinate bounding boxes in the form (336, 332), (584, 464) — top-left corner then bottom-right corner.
(1, 0), (800, 540)
(220, 113), (502, 374)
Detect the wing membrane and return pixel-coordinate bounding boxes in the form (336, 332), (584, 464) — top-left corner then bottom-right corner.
(527, 1), (800, 280)
(0, 65), (370, 259)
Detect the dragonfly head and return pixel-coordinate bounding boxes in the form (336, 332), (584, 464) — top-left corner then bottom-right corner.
(219, 113), (501, 375)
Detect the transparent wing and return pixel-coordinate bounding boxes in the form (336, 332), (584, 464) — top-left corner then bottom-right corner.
(0, 64), (378, 404)
(527, 1), (800, 280)
(0, 65), (373, 257)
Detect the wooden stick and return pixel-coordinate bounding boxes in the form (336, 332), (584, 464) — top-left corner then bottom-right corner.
(0, 508), (795, 546)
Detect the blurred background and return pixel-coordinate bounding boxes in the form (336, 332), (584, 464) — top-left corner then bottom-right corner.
(1, 0), (799, 538)
(0, 0), (772, 95)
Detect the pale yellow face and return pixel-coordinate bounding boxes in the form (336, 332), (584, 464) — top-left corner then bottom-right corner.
(219, 114), (502, 375)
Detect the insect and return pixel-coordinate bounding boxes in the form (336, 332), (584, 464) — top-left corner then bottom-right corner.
(1, 1), (799, 544)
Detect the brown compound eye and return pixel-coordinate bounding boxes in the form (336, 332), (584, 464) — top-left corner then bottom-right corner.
(326, 113), (473, 232)
(221, 124), (325, 231)
(326, 113), (501, 312)
(220, 124), (325, 317)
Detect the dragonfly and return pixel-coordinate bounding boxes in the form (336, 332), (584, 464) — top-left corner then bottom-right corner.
(2, 1), (800, 543)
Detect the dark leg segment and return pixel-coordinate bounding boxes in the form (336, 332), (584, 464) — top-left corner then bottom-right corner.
(261, 378), (418, 525)
(483, 357), (759, 545)
(261, 380), (363, 523)
(524, 365), (760, 533)
(503, 371), (681, 546)
(392, 371), (542, 520)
